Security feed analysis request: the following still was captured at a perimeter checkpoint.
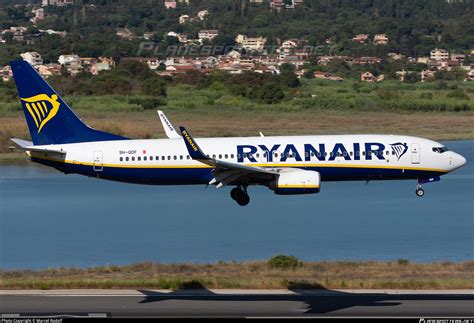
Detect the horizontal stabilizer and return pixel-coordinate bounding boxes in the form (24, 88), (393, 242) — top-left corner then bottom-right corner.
(11, 138), (66, 155)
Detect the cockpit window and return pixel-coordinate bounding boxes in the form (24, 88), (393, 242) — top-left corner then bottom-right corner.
(432, 146), (449, 153)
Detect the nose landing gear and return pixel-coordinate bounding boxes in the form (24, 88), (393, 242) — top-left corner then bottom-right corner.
(415, 183), (425, 197)
(230, 186), (250, 206)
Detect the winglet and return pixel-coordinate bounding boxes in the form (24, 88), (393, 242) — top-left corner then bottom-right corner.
(179, 126), (209, 160)
(157, 110), (181, 139)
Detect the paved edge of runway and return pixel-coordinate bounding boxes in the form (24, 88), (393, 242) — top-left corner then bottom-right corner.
(1, 289), (473, 296)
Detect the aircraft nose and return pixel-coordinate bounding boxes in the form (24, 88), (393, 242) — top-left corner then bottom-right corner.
(457, 154), (467, 167)
(451, 152), (467, 170)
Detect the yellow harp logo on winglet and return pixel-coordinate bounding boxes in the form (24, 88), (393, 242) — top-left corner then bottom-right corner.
(21, 94), (60, 133)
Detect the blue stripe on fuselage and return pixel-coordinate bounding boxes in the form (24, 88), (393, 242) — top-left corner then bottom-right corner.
(31, 156), (445, 185)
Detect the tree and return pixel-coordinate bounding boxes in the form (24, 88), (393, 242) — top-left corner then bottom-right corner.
(260, 83), (285, 104)
(141, 77), (167, 97)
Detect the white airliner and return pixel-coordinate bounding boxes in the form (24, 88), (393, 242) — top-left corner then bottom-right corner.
(10, 61), (467, 206)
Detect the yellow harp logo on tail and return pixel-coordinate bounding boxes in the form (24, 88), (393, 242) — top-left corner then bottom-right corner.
(21, 94), (60, 133)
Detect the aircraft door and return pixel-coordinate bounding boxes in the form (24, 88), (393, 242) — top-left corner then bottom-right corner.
(411, 143), (420, 164)
(93, 150), (103, 172)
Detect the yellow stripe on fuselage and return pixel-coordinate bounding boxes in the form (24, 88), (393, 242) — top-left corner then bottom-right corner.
(27, 153), (449, 174)
(277, 184), (320, 189)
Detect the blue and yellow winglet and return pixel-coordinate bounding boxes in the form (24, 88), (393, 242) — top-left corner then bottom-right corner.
(179, 126), (209, 161)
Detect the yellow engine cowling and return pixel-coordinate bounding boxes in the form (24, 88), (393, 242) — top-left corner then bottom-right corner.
(270, 170), (321, 195)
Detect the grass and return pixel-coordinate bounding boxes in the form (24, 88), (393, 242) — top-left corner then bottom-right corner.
(1, 260), (473, 290)
(1, 79), (473, 154)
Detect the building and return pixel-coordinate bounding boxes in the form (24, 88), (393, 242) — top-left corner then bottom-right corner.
(353, 57), (381, 65)
(373, 34), (388, 45)
(116, 28), (133, 40)
(352, 34), (369, 43)
(58, 54), (80, 65)
(36, 64), (61, 78)
(164, 0), (176, 9)
(430, 49), (449, 61)
(1, 65), (13, 82)
(31, 8), (45, 24)
(42, 0), (74, 6)
(270, 0), (284, 10)
(314, 71), (331, 79)
(142, 32), (154, 40)
(198, 30), (219, 41)
(361, 72), (375, 82)
(179, 15), (190, 24)
(197, 10), (209, 20)
(40, 29), (68, 37)
(20, 52), (43, 66)
(466, 69), (474, 81)
(235, 34), (267, 51)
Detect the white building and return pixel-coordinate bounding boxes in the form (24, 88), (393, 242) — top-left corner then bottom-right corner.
(58, 54), (80, 65)
(198, 30), (219, 41)
(20, 52), (43, 66)
(373, 34), (388, 45)
(42, 0), (74, 6)
(179, 15), (190, 24)
(430, 49), (449, 61)
(235, 34), (267, 51)
(197, 10), (209, 20)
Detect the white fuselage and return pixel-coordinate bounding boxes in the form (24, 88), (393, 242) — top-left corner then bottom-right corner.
(29, 134), (465, 186)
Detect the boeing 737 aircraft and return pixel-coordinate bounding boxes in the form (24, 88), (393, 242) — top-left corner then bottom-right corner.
(10, 61), (467, 206)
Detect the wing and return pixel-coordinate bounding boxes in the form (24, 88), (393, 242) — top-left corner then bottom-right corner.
(179, 127), (279, 188)
(157, 110), (181, 139)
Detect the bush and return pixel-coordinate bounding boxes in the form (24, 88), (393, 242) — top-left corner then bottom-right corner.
(397, 259), (410, 266)
(260, 83), (285, 104)
(446, 89), (470, 100)
(268, 255), (303, 270)
(419, 92), (433, 100)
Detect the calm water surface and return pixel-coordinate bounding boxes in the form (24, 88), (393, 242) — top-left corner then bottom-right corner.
(1, 140), (473, 269)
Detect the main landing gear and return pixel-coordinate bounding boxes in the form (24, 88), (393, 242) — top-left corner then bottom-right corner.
(230, 186), (250, 206)
(415, 183), (425, 197)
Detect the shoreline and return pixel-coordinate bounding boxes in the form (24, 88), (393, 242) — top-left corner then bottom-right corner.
(2, 260), (473, 290)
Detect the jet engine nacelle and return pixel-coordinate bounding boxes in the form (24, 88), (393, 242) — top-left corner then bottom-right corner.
(270, 170), (321, 195)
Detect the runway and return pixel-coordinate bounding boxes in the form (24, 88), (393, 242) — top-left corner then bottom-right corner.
(1, 289), (473, 318)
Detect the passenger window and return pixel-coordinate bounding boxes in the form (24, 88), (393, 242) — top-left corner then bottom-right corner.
(274, 152), (278, 157)
(330, 152), (334, 157)
(256, 153), (260, 158)
(343, 152), (347, 157)
(126, 157), (129, 161)
(187, 155), (190, 160)
(132, 157), (135, 161)
(180, 155), (183, 160)
(173, 156), (177, 160)
(362, 151), (366, 156)
(162, 156), (165, 160)
(120, 157), (123, 162)
(231, 154), (234, 159)
(167, 156), (171, 160)
(225, 154), (228, 159)
(219, 154), (222, 159)
(350, 151), (353, 156)
(138, 156), (141, 161)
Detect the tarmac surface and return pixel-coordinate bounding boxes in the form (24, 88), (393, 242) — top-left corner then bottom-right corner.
(1, 289), (473, 318)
